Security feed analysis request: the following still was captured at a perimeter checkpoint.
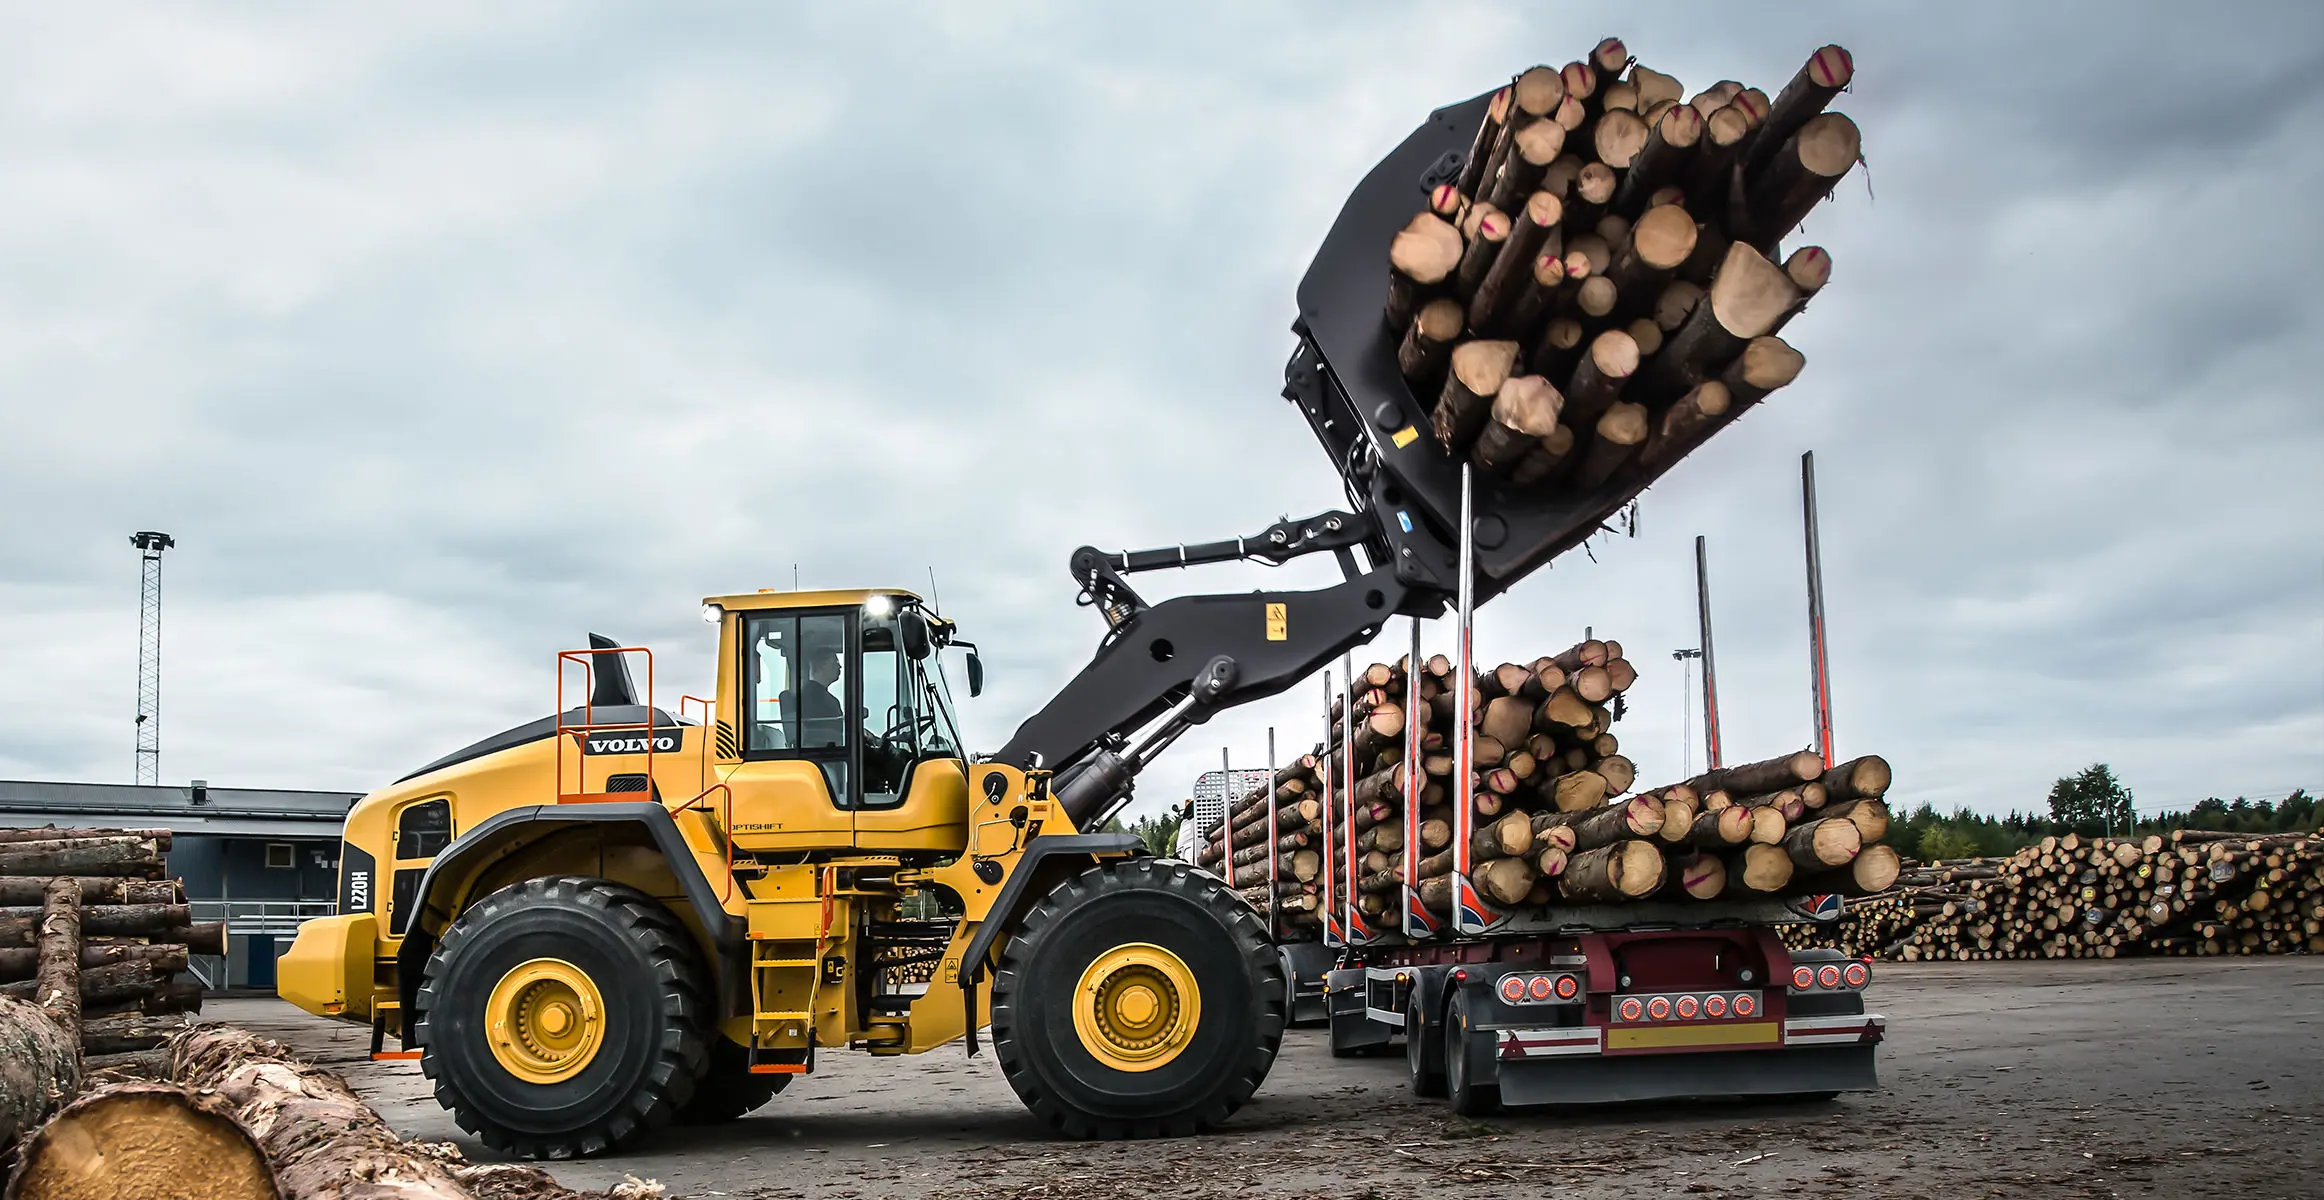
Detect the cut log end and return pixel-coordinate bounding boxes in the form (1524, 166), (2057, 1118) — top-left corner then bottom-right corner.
(9, 1084), (281, 1200)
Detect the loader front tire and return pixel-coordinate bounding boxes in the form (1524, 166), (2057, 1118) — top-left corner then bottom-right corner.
(990, 858), (1285, 1139)
(414, 876), (709, 1159)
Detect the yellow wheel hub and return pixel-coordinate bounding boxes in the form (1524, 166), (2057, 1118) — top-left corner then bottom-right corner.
(485, 958), (606, 1085)
(1072, 942), (1200, 1072)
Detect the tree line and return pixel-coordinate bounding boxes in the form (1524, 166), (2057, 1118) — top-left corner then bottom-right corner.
(1894, 763), (2317, 862)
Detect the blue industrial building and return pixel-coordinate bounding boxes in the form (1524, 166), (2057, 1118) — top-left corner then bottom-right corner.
(0, 779), (356, 990)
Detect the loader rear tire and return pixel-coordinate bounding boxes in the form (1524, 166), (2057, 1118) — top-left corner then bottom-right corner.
(990, 858), (1284, 1139)
(678, 1037), (790, 1124)
(414, 876), (709, 1159)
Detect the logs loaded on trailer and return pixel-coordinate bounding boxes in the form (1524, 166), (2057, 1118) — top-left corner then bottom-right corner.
(1193, 632), (1901, 935)
(1784, 830), (2324, 961)
(1386, 37), (1860, 494)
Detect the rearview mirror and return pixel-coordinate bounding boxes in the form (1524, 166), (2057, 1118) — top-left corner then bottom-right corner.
(900, 613), (932, 661)
(965, 648), (985, 698)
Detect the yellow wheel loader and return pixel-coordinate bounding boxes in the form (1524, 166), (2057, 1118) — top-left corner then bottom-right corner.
(279, 87), (1696, 1156)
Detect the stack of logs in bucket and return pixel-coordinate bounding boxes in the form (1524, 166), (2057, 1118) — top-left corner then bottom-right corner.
(1388, 38), (1858, 492)
(1783, 831), (2324, 961)
(1195, 638), (1900, 938)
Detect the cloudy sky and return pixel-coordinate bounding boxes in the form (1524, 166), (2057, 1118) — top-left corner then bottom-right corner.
(2, 2), (2318, 824)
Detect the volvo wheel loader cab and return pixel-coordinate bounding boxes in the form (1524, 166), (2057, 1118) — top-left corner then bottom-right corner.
(280, 588), (1289, 1157)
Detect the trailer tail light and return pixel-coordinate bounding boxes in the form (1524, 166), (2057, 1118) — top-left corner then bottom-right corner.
(1703, 994), (1728, 1018)
(1674, 995), (1699, 1019)
(1554, 973), (1579, 1000)
(1618, 997), (1644, 1021)
(1817, 964), (1843, 989)
(1646, 996), (1671, 1020)
(1793, 965), (1815, 989)
(1733, 992), (1758, 1017)
(1527, 975), (1555, 1001)
(1844, 962), (1869, 988)
(1499, 976), (1527, 1003)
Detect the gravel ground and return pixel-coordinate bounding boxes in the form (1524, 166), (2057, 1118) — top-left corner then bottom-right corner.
(215, 956), (2324, 1199)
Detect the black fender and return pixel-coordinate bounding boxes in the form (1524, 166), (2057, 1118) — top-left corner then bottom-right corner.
(956, 832), (1145, 986)
(393, 803), (744, 1038)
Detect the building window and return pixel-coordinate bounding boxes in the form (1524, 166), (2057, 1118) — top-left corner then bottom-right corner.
(265, 843), (295, 870)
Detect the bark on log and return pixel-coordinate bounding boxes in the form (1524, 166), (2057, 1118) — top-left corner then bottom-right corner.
(1563, 330), (1638, 430)
(6, 1082), (278, 1200)
(0, 996), (79, 1155)
(0, 961), (167, 1006)
(35, 880), (78, 1047)
(1637, 242), (1800, 406)
(1526, 313), (1587, 379)
(1687, 749), (1825, 798)
(1821, 755), (1892, 801)
(0, 830), (173, 849)
(1507, 424), (1577, 487)
(1791, 843), (1901, 898)
(0, 879), (178, 908)
(1472, 376), (1564, 476)
(1572, 401), (1648, 490)
(1536, 796), (1663, 852)
(1385, 213), (1465, 331)
(173, 1024), (485, 1200)
(1743, 44), (1855, 179)
(1500, 242), (1568, 340)
(79, 1013), (190, 1057)
(1559, 841), (1665, 903)
(1640, 380), (1731, 470)
(1472, 191), (1565, 333)
(1397, 297), (1465, 384)
(1453, 204), (1512, 300)
(1486, 119), (1569, 214)
(1432, 339), (1521, 455)
(81, 1049), (172, 1081)
(1684, 104), (1753, 229)
(1604, 196), (1699, 310)
(1613, 101), (1702, 216)
(1455, 86), (1514, 198)
(0, 905), (197, 948)
(1653, 279), (1704, 334)
(1783, 817), (1862, 870)
(1720, 335), (1805, 406)
(1744, 111), (1859, 245)
(82, 978), (202, 1020)
(1820, 798), (1890, 844)
(0, 942), (189, 985)
(0, 840), (165, 880)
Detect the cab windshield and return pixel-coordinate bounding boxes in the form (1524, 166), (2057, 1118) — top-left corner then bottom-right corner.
(859, 611), (964, 806)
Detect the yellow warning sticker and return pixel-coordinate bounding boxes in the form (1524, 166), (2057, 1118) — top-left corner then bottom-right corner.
(1390, 425), (1420, 449)
(1265, 602), (1287, 641)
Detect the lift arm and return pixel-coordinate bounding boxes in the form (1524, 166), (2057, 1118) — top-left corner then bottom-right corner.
(1001, 89), (1692, 826)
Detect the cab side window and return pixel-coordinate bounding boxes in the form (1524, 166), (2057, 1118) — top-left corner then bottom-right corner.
(744, 612), (853, 805)
(388, 797), (453, 936)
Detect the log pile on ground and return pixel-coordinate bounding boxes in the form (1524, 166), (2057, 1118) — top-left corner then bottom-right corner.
(1783, 831), (2324, 960)
(0, 827), (214, 1073)
(1, 1022), (667, 1198)
(1389, 39), (1856, 495)
(1196, 634), (1899, 935)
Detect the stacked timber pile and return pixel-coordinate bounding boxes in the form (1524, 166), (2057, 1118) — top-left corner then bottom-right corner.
(1388, 39), (1857, 491)
(0, 827), (216, 1076)
(1195, 755), (1328, 936)
(1198, 638), (1902, 933)
(1783, 831), (2324, 961)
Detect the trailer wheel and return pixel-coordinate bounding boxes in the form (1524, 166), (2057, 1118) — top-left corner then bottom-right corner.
(1443, 990), (1499, 1116)
(1406, 996), (1446, 1097)
(414, 876), (708, 1159)
(990, 858), (1285, 1139)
